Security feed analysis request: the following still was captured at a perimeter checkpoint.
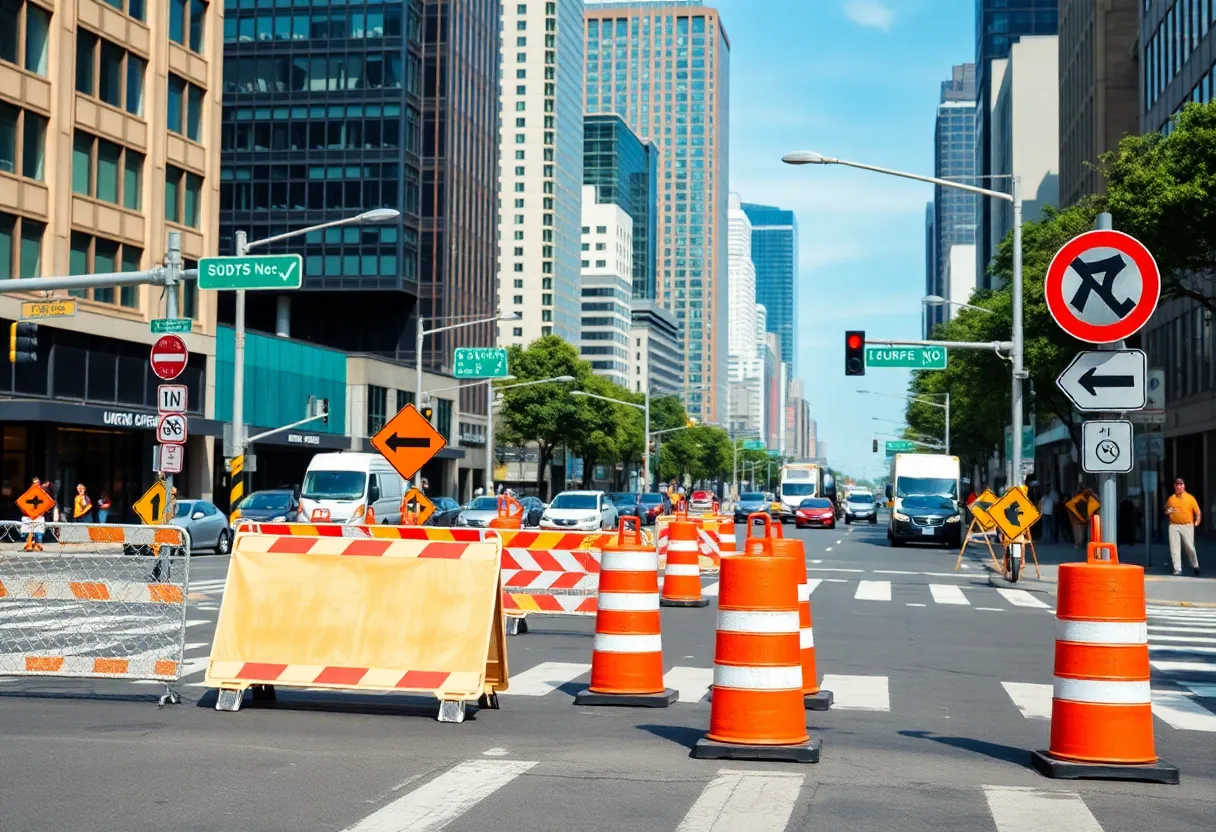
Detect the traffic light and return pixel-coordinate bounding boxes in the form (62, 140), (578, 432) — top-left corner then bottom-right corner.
(872, 439), (878, 453)
(845, 330), (865, 376)
(9, 322), (37, 364)
(422, 405), (434, 422)
(319, 398), (329, 425)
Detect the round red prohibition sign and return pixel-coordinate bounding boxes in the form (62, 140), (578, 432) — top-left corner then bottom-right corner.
(1044, 229), (1160, 344)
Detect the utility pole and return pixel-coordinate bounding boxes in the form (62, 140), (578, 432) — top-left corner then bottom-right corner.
(163, 232), (182, 508)
(1095, 211), (1118, 552)
(231, 230), (248, 505)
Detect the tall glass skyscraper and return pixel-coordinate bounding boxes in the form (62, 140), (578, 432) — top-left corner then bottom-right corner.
(583, 1), (731, 424)
(741, 203), (797, 375)
(583, 113), (657, 301)
(928, 63), (977, 335)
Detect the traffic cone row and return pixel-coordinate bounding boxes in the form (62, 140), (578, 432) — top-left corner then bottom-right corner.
(661, 517), (708, 607)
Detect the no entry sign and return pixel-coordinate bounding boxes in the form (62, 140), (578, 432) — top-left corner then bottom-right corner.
(150, 334), (189, 381)
(1044, 229), (1160, 344)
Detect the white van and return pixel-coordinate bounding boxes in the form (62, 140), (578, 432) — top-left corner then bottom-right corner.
(299, 453), (405, 524)
(885, 453), (962, 548)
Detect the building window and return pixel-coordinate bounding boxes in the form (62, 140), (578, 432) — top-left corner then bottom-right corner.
(180, 257), (198, 319)
(66, 231), (141, 308)
(72, 131), (141, 209)
(76, 30), (146, 116)
(367, 385), (388, 434)
(165, 165), (202, 228)
(435, 398), (453, 441)
(0, 1), (50, 77)
(101, 0), (146, 22)
(0, 210), (44, 280)
(0, 101), (46, 181)
(170, 0), (207, 54)
(167, 74), (204, 141)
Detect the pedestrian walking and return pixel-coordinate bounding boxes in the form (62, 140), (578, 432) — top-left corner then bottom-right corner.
(97, 490), (112, 524)
(1165, 478), (1202, 576)
(1040, 486), (1058, 544)
(72, 483), (94, 523)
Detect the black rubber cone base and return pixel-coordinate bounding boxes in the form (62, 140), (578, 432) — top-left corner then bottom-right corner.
(574, 687), (678, 708)
(804, 689), (833, 711)
(692, 736), (821, 763)
(660, 597), (710, 608)
(1030, 750), (1180, 784)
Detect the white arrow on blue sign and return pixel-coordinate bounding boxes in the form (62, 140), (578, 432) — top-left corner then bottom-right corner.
(1056, 349), (1146, 412)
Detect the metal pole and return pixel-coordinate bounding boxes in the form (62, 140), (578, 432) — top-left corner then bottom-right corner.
(1094, 211), (1118, 553)
(164, 232), (182, 503)
(642, 387), (651, 493)
(485, 379), (494, 495)
(415, 316), (425, 491)
(232, 232), (248, 497)
(945, 393), (951, 455)
(1010, 176), (1025, 491)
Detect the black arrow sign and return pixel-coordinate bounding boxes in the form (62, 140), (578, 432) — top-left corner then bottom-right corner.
(384, 434), (434, 452)
(1004, 501), (1024, 529)
(1079, 367), (1136, 397)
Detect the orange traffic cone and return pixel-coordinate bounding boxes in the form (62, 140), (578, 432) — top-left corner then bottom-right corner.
(364, 506), (376, 524)
(693, 525), (819, 762)
(575, 519), (676, 707)
(770, 521), (832, 710)
(1030, 529), (1177, 783)
(661, 517), (708, 607)
(718, 517), (738, 555)
(489, 494), (524, 529)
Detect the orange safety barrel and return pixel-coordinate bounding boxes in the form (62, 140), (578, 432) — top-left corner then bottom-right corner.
(718, 516), (738, 555)
(575, 519), (676, 707)
(489, 494), (524, 530)
(692, 546), (820, 763)
(660, 517), (708, 607)
(771, 523), (832, 710)
(364, 506), (376, 524)
(1030, 537), (1178, 783)
(745, 512), (776, 555)
(310, 508), (331, 522)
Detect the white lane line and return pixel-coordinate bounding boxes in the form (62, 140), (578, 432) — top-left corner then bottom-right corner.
(1183, 682), (1216, 697)
(854, 580), (891, 602)
(873, 570), (917, 575)
(482, 748), (508, 757)
(997, 589), (1050, 609)
(805, 579), (822, 595)
(824, 547), (832, 553)
(807, 567), (865, 573)
(1151, 691), (1216, 732)
(929, 584), (970, 606)
(1150, 634), (1216, 644)
(186, 642), (208, 650)
(906, 603), (927, 607)
(835, 539), (842, 545)
(977, 607), (1005, 612)
(1001, 681), (1053, 720)
(702, 582), (720, 597)
(1151, 661), (1216, 673)
(675, 769), (804, 832)
(810, 559), (822, 564)
(1148, 625), (1216, 635)
(498, 662), (590, 696)
(341, 758), (537, 832)
(823, 578), (848, 583)
(983, 785), (1103, 832)
(820, 674), (889, 711)
(1149, 644), (1216, 655)
(920, 572), (978, 578)
(664, 666), (713, 703)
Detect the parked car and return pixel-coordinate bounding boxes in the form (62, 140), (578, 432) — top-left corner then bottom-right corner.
(425, 496), (463, 526)
(638, 492), (667, 525)
(519, 496), (546, 527)
(609, 492), (643, 521)
(733, 491), (771, 523)
(456, 496), (501, 528)
(690, 489), (715, 514)
(844, 490), (878, 524)
(172, 499), (233, 554)
(234, 489), (300, 523)
(540, 491), (619, 531)
(795, 497), (836, 530)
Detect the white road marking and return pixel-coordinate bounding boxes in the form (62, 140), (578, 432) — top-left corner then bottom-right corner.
(906, 603), (926, 607)
(820, 674), (889, 711)
(805, 579), (821, 595)
(823, 578), (848, 583)
(675, 769), (804, 832)
(806, 567), (864, 573)
(983, 785), (1103, 832)
(835, 539), (842, 545)
(1150, 691), (1216, 732)
(810, 559), (822, 564)
(929, 584), (970, 605)
(498, 662), (590, 696)
(1148, 625), (1216, 635)
(1151, 661), (1216, 673)
(341, 758), (536, 832)
(854, 580), (891, 601)
(1183, 682), (1216, 697)
(824, 547), (832, 552)
(1001, 681), (1053, 720)
(1150, 634), (1216, 644)
(977, 607), (1005, 612)
(873, 570), (917, 575)
(997, 589), (1050, 609)
(702, 582), (719, 597)
(664, 666), (713, 703)
(1149, 644), (1216, 654)
(482, 748), (508, 756)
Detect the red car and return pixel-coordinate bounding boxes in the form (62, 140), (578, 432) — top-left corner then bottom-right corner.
(689, 490), (715, 514)
(796, 497), (836, 529)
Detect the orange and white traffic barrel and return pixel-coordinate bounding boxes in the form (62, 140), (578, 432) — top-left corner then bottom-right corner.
(717, 516), (738, 555)
(1030, 538), (1178, 783)
(575, 519), (676, 707)
(489, 495), (524, 530)
(692, 519), (820, 763)
(660, 517), (708, 608)
(770, 522), (832, 710)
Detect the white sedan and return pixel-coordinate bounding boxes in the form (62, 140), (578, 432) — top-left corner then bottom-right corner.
(539, 491), (619, 531)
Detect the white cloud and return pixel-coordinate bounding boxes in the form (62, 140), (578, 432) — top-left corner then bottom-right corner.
(842, 0), (896, 32)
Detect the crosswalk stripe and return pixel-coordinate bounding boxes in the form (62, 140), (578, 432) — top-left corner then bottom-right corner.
(1182, 682), (1216, 697)
(820, 674), (889, 711)
(664, 666), (713, 703)
(854, 580), (891, 601)
(1149, 644), (1216, 655)
(340, 758), (537, 832)
(1149, 634), (1216, 644)
(929, 584), (969, 605)
(997, 589), (1050, 609)
(675, 769), (803, 832)
(983, 785), (1104, 832)
(500, 661), (590, 697)
(1150, 691), (1216, 732)
(805, 578), (821, 595)
(1001, 681), (1052, 719)
(1151, 660), (1216, 673)
(1148, 625), (1216, 634)
(702, 582), (719, 597)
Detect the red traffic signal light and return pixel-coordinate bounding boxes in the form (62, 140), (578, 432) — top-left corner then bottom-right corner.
(845, 330), (865, 376)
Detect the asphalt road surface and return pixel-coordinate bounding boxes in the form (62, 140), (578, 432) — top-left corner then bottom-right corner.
(1, 519), (1214, 831)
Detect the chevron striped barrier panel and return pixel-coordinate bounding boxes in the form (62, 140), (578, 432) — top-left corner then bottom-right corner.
(656, 517), (721, 575)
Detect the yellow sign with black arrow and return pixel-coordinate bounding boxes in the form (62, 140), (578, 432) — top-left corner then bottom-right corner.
(990, 485), (1041, 543)
(1065, 488), (1100, 526)
(970, 488), (999, 531)
(401, 487), (435, 526)
(133, 480), (170, 526)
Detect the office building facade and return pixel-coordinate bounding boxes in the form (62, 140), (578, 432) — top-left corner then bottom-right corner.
(741, 202), (797, 375)
(584, 0), (731, 424)
(629, 300), (682, 396)
(975, 1), (1058, 288)
(0, 0), (225, 519)
(583, 112), (657, 301)
(496, 0), (584, 347)
(928, 63), (976, 334)
(579, 185), (633, 388)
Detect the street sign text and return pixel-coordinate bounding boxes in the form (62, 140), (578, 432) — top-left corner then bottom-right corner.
(865, 346), (947, 370)
(198, 254), (303, 291)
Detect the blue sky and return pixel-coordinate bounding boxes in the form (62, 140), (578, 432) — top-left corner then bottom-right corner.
(717, 0), (974, 481)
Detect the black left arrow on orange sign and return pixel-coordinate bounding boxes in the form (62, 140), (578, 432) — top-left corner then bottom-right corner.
(371, 403), (447, 481)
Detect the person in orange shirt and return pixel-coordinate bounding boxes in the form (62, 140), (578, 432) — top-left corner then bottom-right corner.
(1165, 478), (1202, 576)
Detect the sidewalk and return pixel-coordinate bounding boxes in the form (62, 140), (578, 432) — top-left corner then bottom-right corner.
(977, 534), (1216, 607)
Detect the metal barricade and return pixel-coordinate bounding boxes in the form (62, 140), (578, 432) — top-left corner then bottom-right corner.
(0, 520), (191, 706)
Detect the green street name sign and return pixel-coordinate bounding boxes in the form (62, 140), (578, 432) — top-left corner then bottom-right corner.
(150, 318), (192, 334)
(743, 439), (765, 451)
(453, 347), (509, 379)
(885, 440), (918, 453)
(866, 346), (947, 370)
(198, 254), (303, 290)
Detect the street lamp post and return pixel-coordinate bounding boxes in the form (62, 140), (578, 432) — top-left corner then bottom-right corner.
(858, 389), (951, 454)
(231, 208), (400, 471)
(922, 295), (997, 317)
(785, 151), (1022, 486)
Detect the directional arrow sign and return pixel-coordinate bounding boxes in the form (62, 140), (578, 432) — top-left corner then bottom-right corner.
(370, 403), (447, 481)
(1056, 349), (1146, 412)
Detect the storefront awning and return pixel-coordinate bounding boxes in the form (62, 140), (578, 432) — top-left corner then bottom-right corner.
(0, 399), (225, 437)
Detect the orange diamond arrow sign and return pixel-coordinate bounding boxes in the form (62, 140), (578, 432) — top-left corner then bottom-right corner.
(371, 403), (447, 481)
(16, 483), (54, 520)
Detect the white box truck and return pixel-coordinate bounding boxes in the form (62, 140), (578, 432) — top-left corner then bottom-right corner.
(885, 453), (962, 548)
